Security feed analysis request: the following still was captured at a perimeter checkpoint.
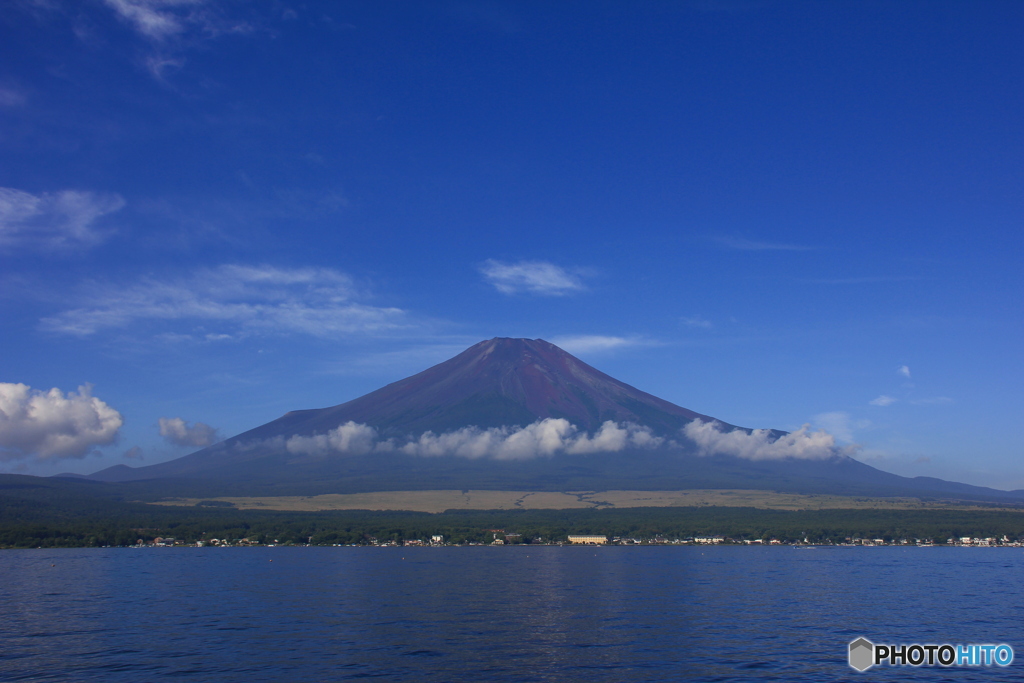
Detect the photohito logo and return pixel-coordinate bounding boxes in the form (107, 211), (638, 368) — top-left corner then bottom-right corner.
(848, 637), (1013, 671)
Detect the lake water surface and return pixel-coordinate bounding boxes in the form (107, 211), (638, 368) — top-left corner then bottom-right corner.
(1, 546), (1022, 681)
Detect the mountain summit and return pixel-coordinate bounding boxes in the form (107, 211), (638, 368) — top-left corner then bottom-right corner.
(258, 337), (720, 440)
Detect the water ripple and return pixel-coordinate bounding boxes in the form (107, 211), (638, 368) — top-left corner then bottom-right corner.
(1, 546), (1022, 681)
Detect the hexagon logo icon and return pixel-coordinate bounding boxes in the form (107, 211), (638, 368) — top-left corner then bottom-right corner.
(849, 637), (874, 672)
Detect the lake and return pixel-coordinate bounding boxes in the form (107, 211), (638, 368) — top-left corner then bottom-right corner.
(1, 546), (1021, 681)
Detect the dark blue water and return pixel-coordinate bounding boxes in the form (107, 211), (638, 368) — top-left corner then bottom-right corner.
(1, 546), (1022, 681)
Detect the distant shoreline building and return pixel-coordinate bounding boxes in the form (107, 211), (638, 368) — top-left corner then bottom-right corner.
(568, 535), (608, 545)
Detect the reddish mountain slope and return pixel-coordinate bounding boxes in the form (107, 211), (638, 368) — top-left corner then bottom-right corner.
(250, 337), (721, 439)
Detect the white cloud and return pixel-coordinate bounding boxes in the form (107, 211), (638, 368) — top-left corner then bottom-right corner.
(405, 419), (661, 460)
(158, 417), (218, 448)
(870, 395), (897, 407)
(549, 335), (648, 354)
(0, 187), (125, 251)
(479, 259), (585, 296)
(40, 264), (409, 338)
(683, 419), (840, 460)
(286, 421), (378, 457)
(898, 365), (911, 378)
(123, 445), (144, 459)
(0, 383), (123, 460)
(715, 236), (816, 251)
(283, 419), (662, 461)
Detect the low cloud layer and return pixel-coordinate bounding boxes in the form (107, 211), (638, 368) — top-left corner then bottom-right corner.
(403, 419), (662, 460)
(479, 259), (585, 296)
(0, 186), (125, 251)
(278, 418), (846, 461)
(159, 417), (219, 448)
(285, 419), (662, 460)
(683, 419), (839, 460)
(41, 264), (408, 339)
(286, 421), (378, 456)
(0, 383), (123, 460)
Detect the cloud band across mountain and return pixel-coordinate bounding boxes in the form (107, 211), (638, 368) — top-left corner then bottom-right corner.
(684, 419), (840, 460)
(282, 418), (842, 461)
(284, 418), (663, 460)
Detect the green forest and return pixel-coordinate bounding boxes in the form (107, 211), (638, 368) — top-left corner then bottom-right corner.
(3, 474), (1024, 548)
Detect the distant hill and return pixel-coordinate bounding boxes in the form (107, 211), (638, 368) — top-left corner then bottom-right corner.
(86, 338), (1024, 503)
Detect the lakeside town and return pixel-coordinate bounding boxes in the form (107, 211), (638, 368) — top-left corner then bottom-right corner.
(136, 533), (1024, 549)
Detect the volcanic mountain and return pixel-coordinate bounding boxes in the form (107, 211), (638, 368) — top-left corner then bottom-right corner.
(91, 338), (1022, 502)
(235, 336), (728, 439)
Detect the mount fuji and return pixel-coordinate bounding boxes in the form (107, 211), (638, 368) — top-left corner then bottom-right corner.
(88, 338), (1022, 502)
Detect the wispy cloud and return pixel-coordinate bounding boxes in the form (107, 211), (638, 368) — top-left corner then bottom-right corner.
(101, 0), (255, 79)
(549, 335), (651, 354)
(0, 383), (123, 461)
(103, 0), (252, 41)
(0, 187), (125, 251)
(684, 419), (843, 460)
(479, 259), (586, 296)
(104, 0), (195, 40)
(715, 235), (816, 251)
(680, 315), (713, 329)
(41, 264), (410, 338)
(870, 395), (897, 407)
(0, 86), (27, 108)
(812, 411), (866, 443)
(898, 365), (912, 379)
(158, 416), (218, 448)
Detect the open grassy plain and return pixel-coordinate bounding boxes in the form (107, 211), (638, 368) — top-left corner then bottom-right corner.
(149, 489), (1024, 514)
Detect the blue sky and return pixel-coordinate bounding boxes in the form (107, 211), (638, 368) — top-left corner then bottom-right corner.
(1, 1), (1021, 488)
